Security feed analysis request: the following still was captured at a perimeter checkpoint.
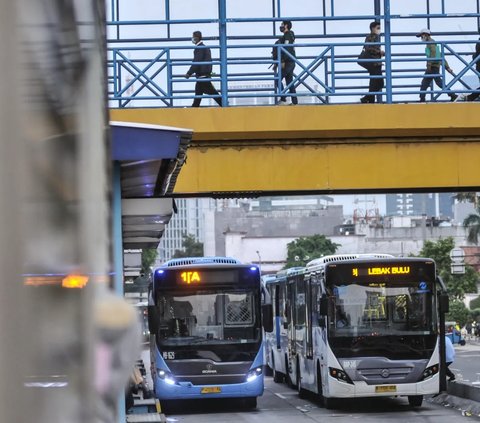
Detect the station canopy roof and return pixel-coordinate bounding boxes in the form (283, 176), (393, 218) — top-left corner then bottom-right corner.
(111, 122), (192, 250)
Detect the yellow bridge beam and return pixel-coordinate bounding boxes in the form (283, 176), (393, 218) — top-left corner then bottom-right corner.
(110, 104), (480, 195)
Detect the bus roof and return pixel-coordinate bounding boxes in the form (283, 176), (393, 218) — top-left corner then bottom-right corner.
(159, 256), (242, 268)
(306, 254), (394, 272)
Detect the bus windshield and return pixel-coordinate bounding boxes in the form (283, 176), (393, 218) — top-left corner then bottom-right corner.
(329, 280), (436, 337)
(155, 289), (260, 346)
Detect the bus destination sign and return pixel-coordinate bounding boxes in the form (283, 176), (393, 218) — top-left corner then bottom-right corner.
(352, 266), (410, 277)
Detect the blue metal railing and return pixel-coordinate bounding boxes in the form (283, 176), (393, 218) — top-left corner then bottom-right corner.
(107, 0), (480, 107)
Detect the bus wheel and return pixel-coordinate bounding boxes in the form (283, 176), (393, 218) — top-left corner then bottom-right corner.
(273, 367), (284, 383)
(408, 395), (423, 407)
(244, 397), (257, 409)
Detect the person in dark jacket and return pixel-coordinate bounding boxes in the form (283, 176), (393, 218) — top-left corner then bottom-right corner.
(185, 31), (222, 107)
(273, 20), (298, 105)
(455, 31), (480, 101)
(360, 21), (385, 104)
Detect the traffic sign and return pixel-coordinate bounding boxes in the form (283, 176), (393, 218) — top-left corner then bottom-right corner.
(451, 263), (465, 275)
(449, 248), (465, 263)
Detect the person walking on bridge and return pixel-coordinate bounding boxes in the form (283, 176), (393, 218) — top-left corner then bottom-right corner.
(359, 21), (385, 104)
(274, 20), (298, 105)
(417, 28), (457, 102)
(185, 31), (223, 107)
(455, 30), (480, 102)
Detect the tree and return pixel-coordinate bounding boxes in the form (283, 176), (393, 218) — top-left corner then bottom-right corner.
(470, 308), (480, 322)
(469, 295), (480, 310)
(172, 233), (204, 258)
(141, 249), (158, 275)
(463, 207), (480, 245)
(446, 299), (470, 327)
(454, 192), (479, 208)
(418, 237), (478, 300)
(284, 234), (340, 269)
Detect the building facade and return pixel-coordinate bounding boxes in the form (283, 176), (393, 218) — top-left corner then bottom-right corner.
(157, 198), (213, 263)
(386, 193), (454, 218)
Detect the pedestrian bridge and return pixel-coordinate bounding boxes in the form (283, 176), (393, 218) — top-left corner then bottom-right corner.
(110, 103), (480, 197)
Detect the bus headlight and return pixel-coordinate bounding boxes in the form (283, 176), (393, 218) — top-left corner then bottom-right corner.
(246, 367), (263, 382)
(420, 364), (439, 381)
(329, 367), (353, 384)
(158, 369), (176, 385)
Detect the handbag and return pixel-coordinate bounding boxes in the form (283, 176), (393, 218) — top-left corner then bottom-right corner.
(357, 48), (372, 70)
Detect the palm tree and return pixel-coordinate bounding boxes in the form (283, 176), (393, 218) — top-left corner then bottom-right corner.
(463, 207), (480, 244)
(455, 192), (480, 208)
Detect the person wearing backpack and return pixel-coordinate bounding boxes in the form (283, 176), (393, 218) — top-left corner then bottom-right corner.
(273, 20), (298, 105)
(455, 29), (480, 102)
(359, 21), (385, 104)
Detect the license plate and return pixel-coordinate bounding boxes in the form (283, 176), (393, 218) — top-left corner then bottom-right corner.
(201, 387), (222, 394)
(375, 385), (397, 393)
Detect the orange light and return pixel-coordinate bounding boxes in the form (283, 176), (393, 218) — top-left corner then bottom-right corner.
(62, 274), (89, 289)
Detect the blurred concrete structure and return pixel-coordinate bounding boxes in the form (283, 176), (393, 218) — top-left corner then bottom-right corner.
(0, 1), (112, 422)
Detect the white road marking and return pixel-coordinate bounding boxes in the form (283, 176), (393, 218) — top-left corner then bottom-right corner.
(274, 393), (287, 399)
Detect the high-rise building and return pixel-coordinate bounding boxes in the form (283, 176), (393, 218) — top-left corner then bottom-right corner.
(157, 198), (213, 263)
(386, 193), (454, 218)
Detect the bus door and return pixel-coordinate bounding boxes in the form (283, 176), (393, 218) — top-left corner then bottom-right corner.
(295, 277), (306, 355)
(286, 280), (296, 359)
(305, 278), (313, 359)
(274, 284), (281, 350)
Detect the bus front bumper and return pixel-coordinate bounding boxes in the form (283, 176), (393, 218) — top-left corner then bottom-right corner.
(326, 373), (439, 398)
(153, 374), (264, 400)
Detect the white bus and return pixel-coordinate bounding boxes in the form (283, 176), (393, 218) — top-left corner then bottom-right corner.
(265, 254), (448, 408)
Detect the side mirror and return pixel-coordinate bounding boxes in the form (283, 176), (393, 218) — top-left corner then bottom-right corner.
(320, 295), (328, 316)
(439, 294), (449, 314)
(262, 304), (274, 333)
(148, 306), (158, 335)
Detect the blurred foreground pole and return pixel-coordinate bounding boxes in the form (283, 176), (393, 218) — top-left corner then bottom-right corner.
(0, 1), (138, 422)
(0, 1), (27, 422)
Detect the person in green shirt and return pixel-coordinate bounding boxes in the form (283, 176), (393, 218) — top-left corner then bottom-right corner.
(416, 28), (457, 102)
(274, 20), (298, 105)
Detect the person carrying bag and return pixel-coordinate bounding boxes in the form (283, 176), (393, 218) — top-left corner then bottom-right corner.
(358, 21), (385, 103)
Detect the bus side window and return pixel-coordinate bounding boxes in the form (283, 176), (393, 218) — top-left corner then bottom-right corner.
(279, 285), (285, 319)
(274, 285), (280, 317)
(296, 280), (306, 327)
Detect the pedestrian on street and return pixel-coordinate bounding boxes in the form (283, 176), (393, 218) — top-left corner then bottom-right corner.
(185, 31), (223, 107)
(359, 21), (385, 104)
(416, 28), (457, 102)
(273, 20), (298, 105)
(445, 335), (456, 381)
(466, 321), (472, 339)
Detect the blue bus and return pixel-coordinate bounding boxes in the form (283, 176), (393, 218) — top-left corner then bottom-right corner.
(148, 257), (273, 408)
(265, 254), (449, 408)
